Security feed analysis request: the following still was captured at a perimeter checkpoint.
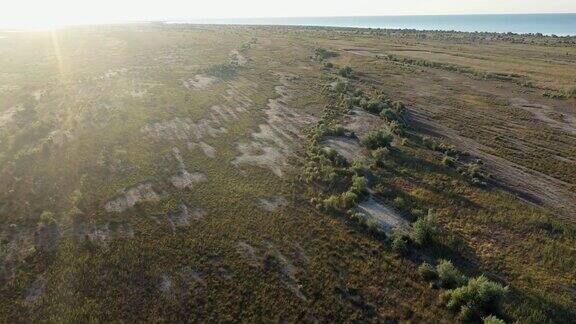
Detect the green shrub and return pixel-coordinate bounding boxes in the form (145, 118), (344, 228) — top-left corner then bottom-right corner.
(442, 275), (508, 321)
(338, 66), (354, 78)
(389, 120), (404, 136)
(333, 81), (347, 93)
(361, 130), (393, 150)
(380, 108), (397, 121)
(412, 210), (439, 245)
(363, 99), (384, 114)
(436, 259), (468, 288)
(323, 195), (341, 212)
(366, 218), (382, 235)
(418, 262), (437, 280)
(314, 48), (338, 60)
(483, 315), (505, 324)
(350, 175), (368, 195)
(442, 156), (456, 167)
(371, 147), (389, 162)
(341, 191), (359, 209)
(392, 234), (407, 253)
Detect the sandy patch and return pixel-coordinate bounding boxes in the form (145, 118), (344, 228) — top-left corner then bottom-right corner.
(32, 89), (45, 101)
(347, 107), (388, 138)
(104, 182), (160, 213)
(169, 147), (207, 189)
(232, 74), (317, 177)
(73, 219), (135, 246)
(357, 196), (410, 234)
(170, 170), (207, 189)
(321, 136), (368, 163)
(142, 117), (227, 142)
(188, 141), (216, 158)
(168, 204), (206, 231)
(257, 196), (288, 212)
(0, 106), (20, 129)
(183, 74), (217, 90)
(233, 142), (286, 177)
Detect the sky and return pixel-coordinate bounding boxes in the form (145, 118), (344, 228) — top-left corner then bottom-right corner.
(1, 0), (576, 29)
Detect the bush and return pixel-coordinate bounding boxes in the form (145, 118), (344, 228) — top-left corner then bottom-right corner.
(412, 210), (439, 245)
(380, 108), (397, 122)
(418, 262), (437, 280)
(323, 195), (341, 212)
(314, 48), (338, 61)
(371, 147), (389, 163)
(333, 81), (347, 93)
(340, 191), (359, 209)
(392, 101), (406, 113)
(366, 218), (382, 235)
(442, 275), (508, 321)
(436, 259), (468, 288)
(442, 155), (456, 167)
(391, 234), (407, 253)
(362, 99), (384, 114)
(350, 175), (368, 195)
(361, 130), (393, 150)
(483, 315), (505, 324)
(389, 120), (404, 136)
(338, 66), (354, 78)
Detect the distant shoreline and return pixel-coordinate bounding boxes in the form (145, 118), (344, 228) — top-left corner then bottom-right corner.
(167, 13), (576, 36)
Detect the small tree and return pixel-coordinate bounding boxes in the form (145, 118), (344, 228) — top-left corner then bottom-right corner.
(412, 210), (439, 246)
(436, 259), (468, 288)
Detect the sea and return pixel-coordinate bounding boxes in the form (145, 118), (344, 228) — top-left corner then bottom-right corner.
(172, 13), (576, 36)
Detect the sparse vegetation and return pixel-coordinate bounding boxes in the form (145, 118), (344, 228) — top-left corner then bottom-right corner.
(1, 23), (574, 324)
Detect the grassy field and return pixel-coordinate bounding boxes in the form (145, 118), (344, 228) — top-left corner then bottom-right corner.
(1, 24), (575, 323)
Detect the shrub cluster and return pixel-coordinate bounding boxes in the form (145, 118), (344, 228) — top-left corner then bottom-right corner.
(441, 275), (508, 321)
(314, 48), (338, 61)
(361, 130), (393, 150)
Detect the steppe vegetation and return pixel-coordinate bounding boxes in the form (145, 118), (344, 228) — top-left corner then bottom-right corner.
(0, 24), (575, 322)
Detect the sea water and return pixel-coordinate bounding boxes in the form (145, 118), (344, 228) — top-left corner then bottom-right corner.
(175, 13), (576, 36)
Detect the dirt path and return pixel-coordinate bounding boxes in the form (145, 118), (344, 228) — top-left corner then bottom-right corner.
(408, 109), (576, 219)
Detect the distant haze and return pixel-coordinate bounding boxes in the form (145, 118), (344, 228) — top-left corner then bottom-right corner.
(1, 0), (576, 29)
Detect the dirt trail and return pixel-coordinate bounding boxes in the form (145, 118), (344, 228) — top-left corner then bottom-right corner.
(510, 97), (576, 135)
(408, 109), (576, 219)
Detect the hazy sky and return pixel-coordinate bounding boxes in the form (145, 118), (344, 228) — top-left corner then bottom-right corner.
(2, 0), (576, 29)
